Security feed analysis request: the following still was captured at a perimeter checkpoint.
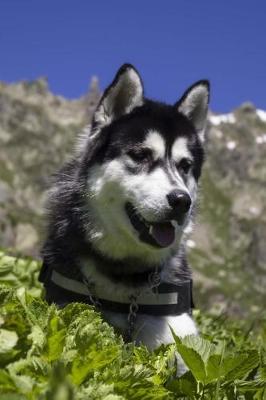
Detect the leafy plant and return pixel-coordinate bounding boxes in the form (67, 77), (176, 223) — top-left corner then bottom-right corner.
(0, 250), (265, 399)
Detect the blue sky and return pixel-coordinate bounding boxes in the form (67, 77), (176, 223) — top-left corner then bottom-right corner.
(1, 0), (265, 112)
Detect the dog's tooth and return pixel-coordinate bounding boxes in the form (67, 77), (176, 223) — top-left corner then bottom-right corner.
(149, 225), (153, 235)
(172, 220), (178, 229)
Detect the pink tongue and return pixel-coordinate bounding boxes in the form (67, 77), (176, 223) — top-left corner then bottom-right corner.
(150, 222), (175, 247)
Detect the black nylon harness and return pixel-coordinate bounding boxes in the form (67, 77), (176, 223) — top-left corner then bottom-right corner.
(39, 262), (194, 316)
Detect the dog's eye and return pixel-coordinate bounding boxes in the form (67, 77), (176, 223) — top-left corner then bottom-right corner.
(127, 149), (152, 162)
(177, 158), (193, 174)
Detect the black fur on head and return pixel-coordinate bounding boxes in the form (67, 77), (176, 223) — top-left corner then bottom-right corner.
(80, 64), (209, 178)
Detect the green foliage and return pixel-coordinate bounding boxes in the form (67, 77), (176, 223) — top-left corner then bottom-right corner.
(0, 251), (42, 297)
(0, 251), (265, 399)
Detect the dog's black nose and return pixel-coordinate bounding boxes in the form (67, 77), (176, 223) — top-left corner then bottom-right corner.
(167, 190), (191, 214)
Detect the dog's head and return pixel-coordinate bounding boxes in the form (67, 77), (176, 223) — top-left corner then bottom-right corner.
(80, 64), (209, 265)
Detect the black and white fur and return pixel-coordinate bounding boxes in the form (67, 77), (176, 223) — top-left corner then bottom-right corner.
(42, 64), (209, 349)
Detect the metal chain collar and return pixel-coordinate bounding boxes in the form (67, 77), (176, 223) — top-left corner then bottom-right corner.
(126, 267), (161, 342)
(82, 276), (102, 309)
(126, 295), (139, 342)
(82, 267), (161, 342)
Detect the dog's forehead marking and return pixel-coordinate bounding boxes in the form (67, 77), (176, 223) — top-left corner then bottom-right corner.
(143, 130), (165, 159)
(171, 137), (192, 161)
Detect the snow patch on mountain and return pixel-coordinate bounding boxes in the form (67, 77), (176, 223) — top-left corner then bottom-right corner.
(209, 113), (236, 126)
(256, 134), (266, 144)
(226, 141), (237, 150)
(257, 109), (266, 122)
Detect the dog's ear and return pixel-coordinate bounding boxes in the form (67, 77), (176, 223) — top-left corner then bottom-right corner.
(92, 64), (144, 128)
(175, 80), (210, 142)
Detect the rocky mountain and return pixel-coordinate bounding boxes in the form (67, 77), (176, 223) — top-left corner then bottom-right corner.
(0, 78), (265, 318)
(0, 77), (100, 255)
(190, 105), (266, 317)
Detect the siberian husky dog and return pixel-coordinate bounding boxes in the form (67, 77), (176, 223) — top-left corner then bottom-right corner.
(40, 64), (210, 350)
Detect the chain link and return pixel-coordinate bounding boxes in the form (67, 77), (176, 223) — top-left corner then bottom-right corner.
(148, 267), (161, 295)
(126, 295), (139, 342)
(82, 276), (102, 309)
(83, 268), (161, 343)
(126, 268), (161, 342)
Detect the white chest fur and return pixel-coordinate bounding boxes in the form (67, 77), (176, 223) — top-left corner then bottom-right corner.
(102, 310), (197, 350)
(81, 261), (197, 349)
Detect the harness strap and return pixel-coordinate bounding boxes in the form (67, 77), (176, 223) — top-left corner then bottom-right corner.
(44, 269), (193, 316)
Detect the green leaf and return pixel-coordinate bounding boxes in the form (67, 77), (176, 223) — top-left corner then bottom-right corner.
(0, 369), (17, 392)
(71, 346), (120, 385)
(166, 371), (197, 396)
(180, 335), (215, 363)
(175, 343), (206, 382)
(225, 350), (260, 381)
(0, 329), (18, 353)
(0, 395), (27, 400)
(170, 329), (209, 382)
(6, 369), (34, 395)
(27, 325), (45, 355)
(44, 316), (66, 362)
(206, 353), (223, 382)
(236, 379), (266, 391)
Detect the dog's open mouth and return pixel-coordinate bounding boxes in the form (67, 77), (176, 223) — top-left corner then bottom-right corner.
(125, 202), (176, 248)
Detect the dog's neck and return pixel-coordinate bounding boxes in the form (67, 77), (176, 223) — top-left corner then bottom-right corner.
(79, 242), (191, 296)
(41, 227), (193, 316)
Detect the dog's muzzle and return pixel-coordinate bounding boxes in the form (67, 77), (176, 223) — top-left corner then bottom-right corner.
(125, 199), (190, 249)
